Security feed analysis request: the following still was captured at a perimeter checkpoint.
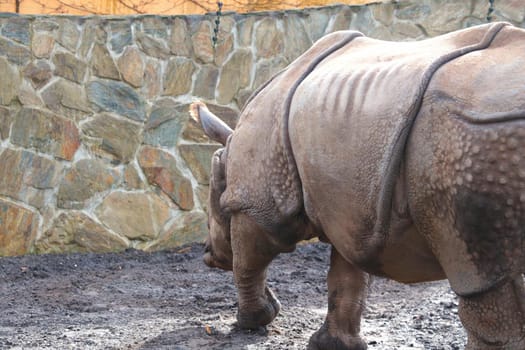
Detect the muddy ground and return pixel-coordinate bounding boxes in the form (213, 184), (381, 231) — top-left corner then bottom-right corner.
(0, 242), (466, 349)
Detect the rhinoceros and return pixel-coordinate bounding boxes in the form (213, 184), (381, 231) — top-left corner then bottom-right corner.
(190, 22), (525, 349)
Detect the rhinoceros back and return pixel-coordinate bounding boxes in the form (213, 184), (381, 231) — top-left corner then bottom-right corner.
(288, 22), (519, 294)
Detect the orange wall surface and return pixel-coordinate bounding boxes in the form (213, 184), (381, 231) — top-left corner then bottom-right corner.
(0, 0), (379, 15)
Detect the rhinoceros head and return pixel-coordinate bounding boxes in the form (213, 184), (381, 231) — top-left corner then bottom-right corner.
(190, 102), (234, 271)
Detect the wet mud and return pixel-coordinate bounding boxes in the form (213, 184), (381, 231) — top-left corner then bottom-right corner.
(0, 243), (465, 349)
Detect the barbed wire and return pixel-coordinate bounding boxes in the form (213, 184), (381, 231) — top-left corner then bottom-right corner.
(212, 2), (223, 47)
(5, 0), (376, 15)
(486, 0), (495, 22)
(7, 1), (501, 23)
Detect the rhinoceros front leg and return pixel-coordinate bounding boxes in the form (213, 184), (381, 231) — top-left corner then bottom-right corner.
(309, 246), (370, 350)
(231, 213), (281, 329)
(459, 276), (525, 349)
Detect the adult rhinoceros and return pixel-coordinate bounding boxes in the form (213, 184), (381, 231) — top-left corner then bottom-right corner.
(190, 22), (525, 349)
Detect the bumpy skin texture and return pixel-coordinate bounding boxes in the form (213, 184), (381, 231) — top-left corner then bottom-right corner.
(406, 26), (525, 296)
(459, 278), (525, 349)
(196, 22), (525, 350)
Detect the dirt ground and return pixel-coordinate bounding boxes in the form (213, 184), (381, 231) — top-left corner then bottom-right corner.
(0, 242), (466, 349)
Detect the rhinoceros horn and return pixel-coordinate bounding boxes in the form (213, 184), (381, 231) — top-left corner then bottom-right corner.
(190, 101), (232, 146)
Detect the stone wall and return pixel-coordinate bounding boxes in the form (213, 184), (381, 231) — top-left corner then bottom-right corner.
(0, 0), (523, 256)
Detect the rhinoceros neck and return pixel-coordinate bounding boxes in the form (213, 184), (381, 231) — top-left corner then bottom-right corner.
(277, 31), (365, 218)
(224, 31), (365, 238)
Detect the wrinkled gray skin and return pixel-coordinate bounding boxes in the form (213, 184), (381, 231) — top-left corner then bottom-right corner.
(191, 22), (525, 350)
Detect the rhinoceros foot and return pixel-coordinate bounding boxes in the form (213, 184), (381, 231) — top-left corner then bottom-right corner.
(236, 286), (280, 329)
(308, 323), (367, 350)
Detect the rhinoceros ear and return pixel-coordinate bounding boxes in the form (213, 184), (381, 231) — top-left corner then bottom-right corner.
(210, 148), (229, 224)
(190, 101), (233, 146)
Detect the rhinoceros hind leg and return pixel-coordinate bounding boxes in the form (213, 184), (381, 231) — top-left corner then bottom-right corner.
(459, 276), (525, 349)
(308, 246), (369, 350)
(308, 323), (367, 350)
